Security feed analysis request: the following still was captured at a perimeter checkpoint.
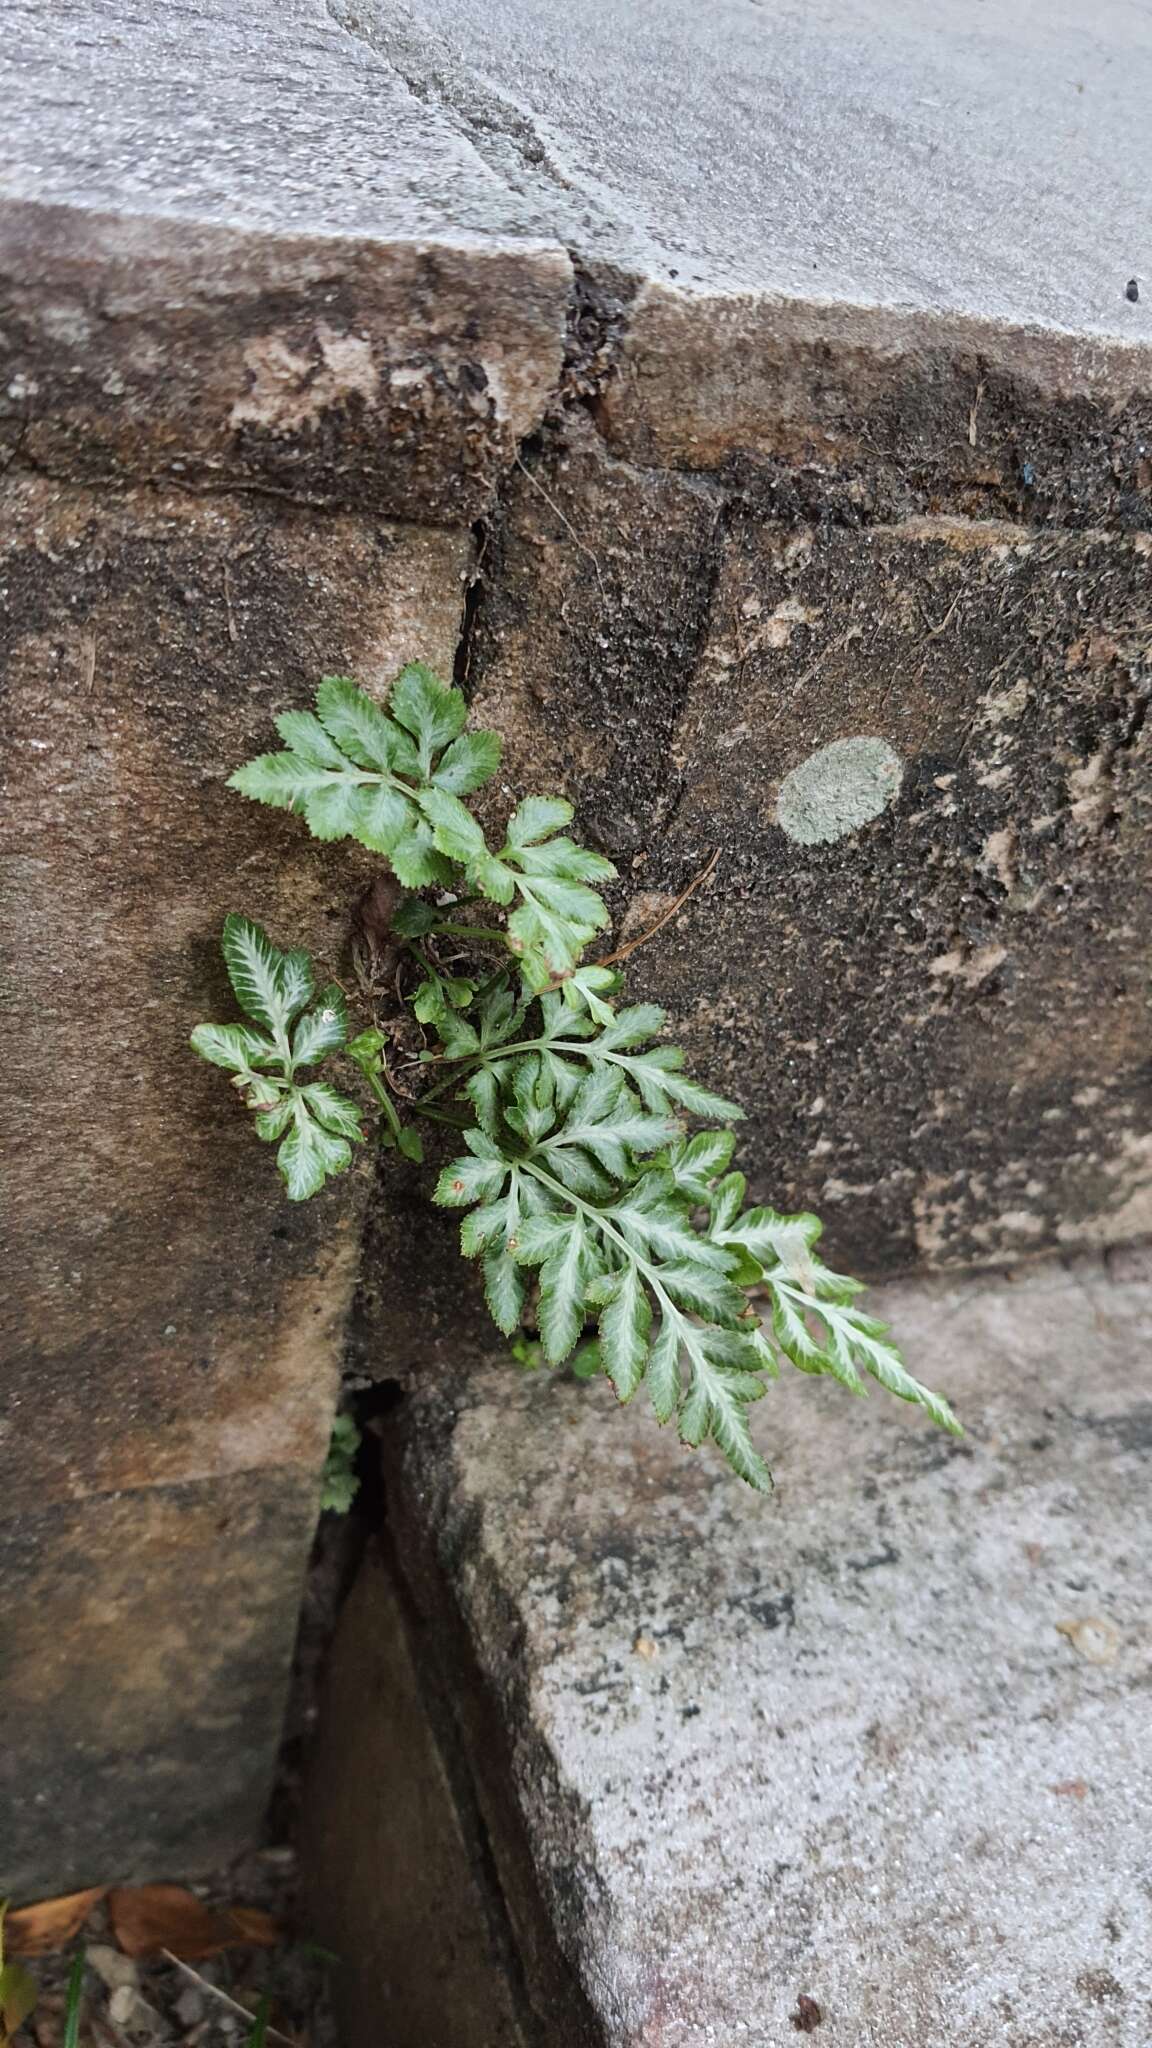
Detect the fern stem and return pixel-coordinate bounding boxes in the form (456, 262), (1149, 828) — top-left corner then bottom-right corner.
(429, 922), (509, 945)
(520, 1158), (678, 1320)
(412, 1102), (472, 1130)
(419, 1034), (637, 1105)
(360, 1061), (407, 1147)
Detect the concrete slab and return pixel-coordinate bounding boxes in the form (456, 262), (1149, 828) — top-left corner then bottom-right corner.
(344, 0), (1152, 342)
(377, 1249), (1152, 2047)
(335, 0), (1152, 520)
(0, 3), (572, 516)
(0, 0), (557, 245)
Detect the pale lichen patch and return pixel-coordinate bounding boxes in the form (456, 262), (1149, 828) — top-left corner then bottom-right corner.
(775, 736), (902, 845)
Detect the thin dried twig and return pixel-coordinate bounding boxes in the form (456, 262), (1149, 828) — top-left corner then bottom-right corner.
(514, 455), (606, 599)
(159, 1952), (297, 2048)
(537, 848), (721, 996)
(917, 591), (963, 640)
(595, 848), (719, 970)
(968, 378), (985, 448)
(223, 563), (239, 644)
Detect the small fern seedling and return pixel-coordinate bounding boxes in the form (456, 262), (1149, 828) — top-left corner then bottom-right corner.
(321, 1415), (362, 1513)
(191, 917), (362, 1200)
(193, 665), (960, 1491)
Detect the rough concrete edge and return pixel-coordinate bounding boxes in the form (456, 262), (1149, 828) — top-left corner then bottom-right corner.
(327, 0), (1152, 391)
(326, 0), (655, 286)
(617, 273), (1152, 399)
(0, 194), (575, 520)
(0, 188), (571, 276)
(379, 1443), (609, 2048)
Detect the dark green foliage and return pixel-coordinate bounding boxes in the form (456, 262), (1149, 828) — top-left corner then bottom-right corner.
(194, 669), (960, 1490)
(320, 1415), (361, 1513)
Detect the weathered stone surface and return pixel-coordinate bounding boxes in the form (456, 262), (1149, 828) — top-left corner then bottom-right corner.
(356, 0), (1152, 340)
(0, 474), (468, 1886)
(0, 199), (569, 525)
(470, 428), (1152, 1273)
(467, 429), (725, 852)
(7, 0), (1152, 1906)
(0, 3), (571, 518)
(0, 1470), (318, 1899)
(337, 0), (1152, 523)
(375, 1251), (1152, 2048)
(601, 290), (1152, 532)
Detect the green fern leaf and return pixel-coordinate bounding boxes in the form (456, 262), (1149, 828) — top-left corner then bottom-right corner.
(646, 1315), (682, 1422)
(291, 986), (348, 1066)
(433, 729), (502, 794)
(355, 784), (420, 854)
(253, 1096), (294, 1141)
(390, 662), (468, 769)
(599, 1265), (652, 1399)
(505, 795), (575, 845)
(433, 1143), (510, 1208)
(299, 1082), (363, 1141)
(275, 708), (351, 768)
(536, 1215), (592, 1364)
(277, 1100), (355, 1200)
(388, 827), (456, 890)
(315, 674), (408, 770)
(418, 785), (489, 863)
(221, 916), (309, 1034)
(484, 1248), (526, 1335)
(190, 1021), (277, 1073)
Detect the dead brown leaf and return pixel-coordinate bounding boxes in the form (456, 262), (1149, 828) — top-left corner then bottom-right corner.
(107, 1888), (278, 1961)
(226, 1909), (281, 1949)
(5, 1890), (106, 1957)
(1050, 1779), (1089, 1799)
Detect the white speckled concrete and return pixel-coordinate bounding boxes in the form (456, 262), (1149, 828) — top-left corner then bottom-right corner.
(340, 0), (1152, 342)
(9, 0), (1152, 349)
(396, 1249), (1152, 2046)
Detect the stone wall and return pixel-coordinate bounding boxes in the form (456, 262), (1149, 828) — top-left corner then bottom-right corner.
(0, 478), (469, 1892)
(471, 420), (1152, 1273)
(2, 0), (1150, 1894)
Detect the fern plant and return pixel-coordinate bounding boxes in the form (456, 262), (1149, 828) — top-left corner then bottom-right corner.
(192, 665), (959, 1491)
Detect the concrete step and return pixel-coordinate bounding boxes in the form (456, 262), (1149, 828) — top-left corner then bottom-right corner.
(307, 1249), (1152, 2046)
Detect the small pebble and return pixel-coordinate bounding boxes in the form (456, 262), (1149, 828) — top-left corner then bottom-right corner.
(85, 1945), (139, 1994)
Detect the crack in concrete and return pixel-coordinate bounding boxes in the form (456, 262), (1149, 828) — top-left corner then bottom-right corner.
(325, 0), (578, 198)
